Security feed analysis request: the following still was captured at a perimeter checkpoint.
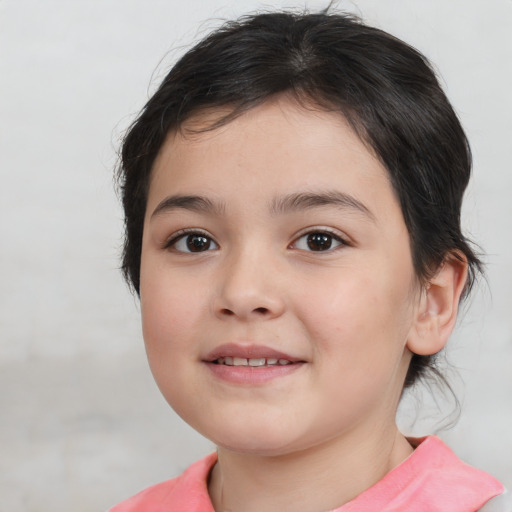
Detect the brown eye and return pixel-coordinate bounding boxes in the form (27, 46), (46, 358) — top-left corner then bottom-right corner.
(293, 231), (345, 252)
(169, 232), (219, 253)
(186, 234), (211, 252)
(307, 233), (333, 251)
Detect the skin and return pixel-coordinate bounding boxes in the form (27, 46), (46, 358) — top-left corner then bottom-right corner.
(139, 96), (467, 512)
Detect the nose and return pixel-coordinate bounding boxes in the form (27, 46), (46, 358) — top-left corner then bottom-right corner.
(212, 248), (286, 321)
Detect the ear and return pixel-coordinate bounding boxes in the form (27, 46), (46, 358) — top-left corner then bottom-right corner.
(407, 253), (468, 356)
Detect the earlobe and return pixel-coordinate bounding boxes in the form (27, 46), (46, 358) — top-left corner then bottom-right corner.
(407, 254), (468, 356)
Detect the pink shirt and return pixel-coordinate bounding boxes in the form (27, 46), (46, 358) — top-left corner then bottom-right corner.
(109, 436), (504, 512)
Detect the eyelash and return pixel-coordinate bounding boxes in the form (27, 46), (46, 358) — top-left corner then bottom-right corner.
(164, 229), (219, 253)
(291, 228), (349, 252)
(164, 228), (349, 254)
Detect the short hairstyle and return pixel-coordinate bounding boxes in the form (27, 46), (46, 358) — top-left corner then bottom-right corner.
(117, 10), (482, 389)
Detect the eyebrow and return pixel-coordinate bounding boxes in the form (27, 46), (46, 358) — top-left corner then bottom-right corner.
(150, 190), (375, 222)
(270, 191), (376, 222)
(151, 194), (226, 219)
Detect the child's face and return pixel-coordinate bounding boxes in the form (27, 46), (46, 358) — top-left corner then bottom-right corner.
(140, 97), (421, 455)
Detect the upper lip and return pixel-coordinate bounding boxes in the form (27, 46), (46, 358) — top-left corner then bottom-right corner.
(204, 343), (302, 362)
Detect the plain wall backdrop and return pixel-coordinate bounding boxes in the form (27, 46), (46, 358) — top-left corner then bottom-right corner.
(0, 1), (511, 511)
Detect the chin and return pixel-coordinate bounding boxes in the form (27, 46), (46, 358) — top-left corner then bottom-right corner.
(204, 423), (302, 456)
(216, 439), (296, 456)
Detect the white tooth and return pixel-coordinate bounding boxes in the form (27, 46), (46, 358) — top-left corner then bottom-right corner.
(278, 359), (291, 365)
(233, 357), (248, 366)
(217, 357), (225, 365)
(248, 358), (266, 367)
(224, 357), (233, 365)
(267, 358), (278, 365)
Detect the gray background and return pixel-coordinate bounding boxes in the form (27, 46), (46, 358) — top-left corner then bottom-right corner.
(0, 1), (511, 511)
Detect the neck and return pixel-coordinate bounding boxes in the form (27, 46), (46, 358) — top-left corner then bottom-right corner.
(208, 425), (413, 512)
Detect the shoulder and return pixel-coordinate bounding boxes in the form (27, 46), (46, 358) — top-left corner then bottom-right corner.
(107, 478), (179, 512)
(479, 490), (512, 512)
(342, 436), (505, 512)
(404, 436), (505, 511)
(410, 437), (504, 505)
(107, 452), (217, 512)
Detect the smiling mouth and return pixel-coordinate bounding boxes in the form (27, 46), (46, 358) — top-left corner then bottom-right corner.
(206, 348), (304, 384)
(213, 357), (293, 367)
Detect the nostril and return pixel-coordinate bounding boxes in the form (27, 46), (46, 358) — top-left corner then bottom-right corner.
(214, 297), (283, 320)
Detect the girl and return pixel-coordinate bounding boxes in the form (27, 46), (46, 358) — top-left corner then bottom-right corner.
(110, 8), (509, 512)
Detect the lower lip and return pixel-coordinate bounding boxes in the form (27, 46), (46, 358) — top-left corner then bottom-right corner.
(205, 362), (304, 385)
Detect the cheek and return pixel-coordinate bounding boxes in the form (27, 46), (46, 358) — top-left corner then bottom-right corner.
(139, 271), (207, 418)
(140, 260), (207, 363)
(297, 263), (414, 362)
(300, 271), (414, 419)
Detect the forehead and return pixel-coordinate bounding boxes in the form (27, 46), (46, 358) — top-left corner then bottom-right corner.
(148, 96), (399, 224)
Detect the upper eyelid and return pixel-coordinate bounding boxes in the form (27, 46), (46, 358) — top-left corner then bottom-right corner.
(164, 228), (216, 247)
(292, 226), (350, 243)
(162, 226), (351, 248)
(288, 228), (352, 254)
